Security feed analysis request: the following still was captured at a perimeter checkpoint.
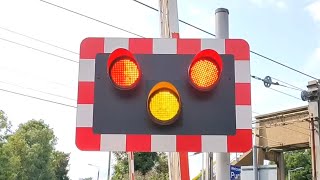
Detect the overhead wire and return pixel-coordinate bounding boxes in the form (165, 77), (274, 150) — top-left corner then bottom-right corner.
(0, 88), (76, 108)
(0, 37), (78, 63)
(39, 0), (317, 80)
(269, 87), (301, 100)
(40, 0), (144, 38)
(0, 80), (76, 101)
(129, 0), (317, 80)
(271, 77), (304, 91)
(0, 26), (78, 55)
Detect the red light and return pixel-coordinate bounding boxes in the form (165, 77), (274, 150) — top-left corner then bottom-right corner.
(107, 49), (141, 90)
(188, 49), (223, 91)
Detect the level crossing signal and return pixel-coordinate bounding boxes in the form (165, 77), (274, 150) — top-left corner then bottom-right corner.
(75, 37), (252, 152)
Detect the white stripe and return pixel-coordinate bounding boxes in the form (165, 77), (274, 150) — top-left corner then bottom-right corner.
(153, 38), (177, 54)
(78, 60), (95, 81)
(236, 105), (252, 129)
(201, 39), (225, 54)
(235, 61), (251, 83)
(100, 134), (126, 151)
(76, 104), (93, 127)
(104, 38), (129, 53)
(151, 135), (176, 152)
(201, 135), (227, 152)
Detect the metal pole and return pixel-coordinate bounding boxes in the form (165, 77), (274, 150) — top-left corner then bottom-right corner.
(107, 152), (111, 180)
(202, 153), (205, 180)
(215, 8), (230, 180)
(97, 170), (100, 180)
(253, 126), (258, 180)
(253, 145), (258, 180)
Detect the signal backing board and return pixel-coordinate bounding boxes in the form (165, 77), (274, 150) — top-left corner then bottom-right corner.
(75, 37), (252, 153)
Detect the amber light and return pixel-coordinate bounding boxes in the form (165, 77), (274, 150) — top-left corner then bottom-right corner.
(107, 48), (141, 90)
(188, 49), (223, 91)
(147, 82), (181, 125)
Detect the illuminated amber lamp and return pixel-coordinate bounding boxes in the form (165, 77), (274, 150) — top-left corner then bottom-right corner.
(147, 82), (181, 125)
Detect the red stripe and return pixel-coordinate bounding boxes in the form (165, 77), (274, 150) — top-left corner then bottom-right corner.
(172, 33), (180, 39)
(177, 39), (201, 54)
(235, 83), (251, 105)
(80, 38), (104, 59)
(225, 39), (250, 60)
(126, 135), (151, 152)
(129, 38), (153, 54)
(176, 135), (201, 152)
(180, 152), (190, 180)
(75, 127), (101, 151)
(227, 129), (252, 152)
(77, 82), (95, 104)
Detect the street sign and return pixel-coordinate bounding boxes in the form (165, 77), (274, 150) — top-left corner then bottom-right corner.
(230, 165), (241, 180)
(75, 37), (252, 152)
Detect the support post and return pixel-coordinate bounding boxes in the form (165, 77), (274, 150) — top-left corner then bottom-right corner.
(253, 145), (258, 180)
(215, 8), (230, 180)
(306, 80), (320, 180)
(107, 152), (111, 180)
(128, 152), (135, 180)
(159, 1), (188, 180)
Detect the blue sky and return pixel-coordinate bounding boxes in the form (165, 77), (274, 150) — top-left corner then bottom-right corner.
(0, 0), (319, 179)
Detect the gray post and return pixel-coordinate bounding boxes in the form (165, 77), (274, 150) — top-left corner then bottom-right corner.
(215, 8), (231, 180)
(253, 145), (258, 180)
(107, 152), (111, 180)
(302, 80), (320, 179)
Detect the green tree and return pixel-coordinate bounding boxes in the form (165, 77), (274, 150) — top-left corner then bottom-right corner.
(112, 152), (169, 180)
(0, 118), (70, 180)
(0, 110), (12, 142)
(284, 149), (312, 180)
(51, 151), (70, 180)
(0, 110), (11, 179)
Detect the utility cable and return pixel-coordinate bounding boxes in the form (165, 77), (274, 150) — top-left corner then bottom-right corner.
(271, 77), (304, 91)
(130, 0), (317, 80)
(0, 80), (76, 101)
(0, 26), (78, 55)
(39, 0), (317, 80)
(269, 87), (301, 100)
(0, 88), (76, 108)
(0, 37), (78, 63)
(251, 75), (302, 100)
(40, 0), (144, 38)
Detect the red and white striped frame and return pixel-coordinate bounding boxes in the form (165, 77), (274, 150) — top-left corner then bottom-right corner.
(76, 37), (252, 153)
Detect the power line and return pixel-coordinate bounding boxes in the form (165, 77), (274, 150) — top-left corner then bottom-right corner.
(251, 75), (303, 91)
(0, 80), (76, 101)
(39, 0), (317, 80)
(0, 37), (78, 63)
(130, 0), (317, 80)
(269, 87), (301, 100)
(0, 26), (78, 55)
(40, 0), (144, 38)
(271, 77), (304, 91)
(0, 88), (76, 108)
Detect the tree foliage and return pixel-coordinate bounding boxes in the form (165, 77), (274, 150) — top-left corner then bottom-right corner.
(284, 149), (312, 180)
(112, 152), (169, 180)
(0, 110), (70, 180)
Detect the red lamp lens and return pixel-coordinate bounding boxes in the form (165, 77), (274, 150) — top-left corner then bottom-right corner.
(110, 58), (140, 89)
(190, 59), (220, 89)
(188, 49), (223, 91)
